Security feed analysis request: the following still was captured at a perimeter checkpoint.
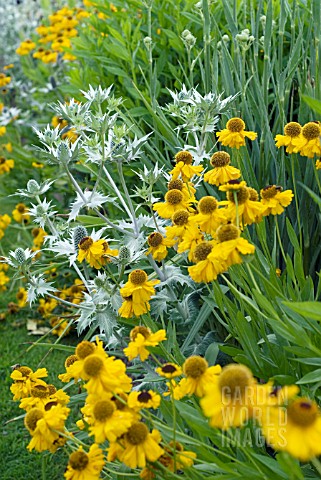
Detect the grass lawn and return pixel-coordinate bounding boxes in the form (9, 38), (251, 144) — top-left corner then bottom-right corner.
(0, 315), (81, 479)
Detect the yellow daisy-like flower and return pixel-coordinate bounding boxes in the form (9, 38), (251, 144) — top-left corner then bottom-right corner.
(41, 50), (58, 64)
(201, 363), (272, 429)
(153, 189), (192, 219)
(146, 232), (175, 261)
(118, 423), (164, 469)
(219, 179), (247, 192)
(24, 404), (70, 452)
(292, 121), (321, 158)
(64, 444), (105, 480)
(77, 237), (112, 269)
(188, 241), (224, 283)
(193, 196), (227, 235)
(209, 224), (255, 269)
(204, 151), (241, 186)
(0, 126), (6, 136)
(316, 159), (321, 170)
(169, 151), (203, 182)
(127, 390), (161, 411)
(82, 396), (133, 443)
(158, 441), (197, 472)
(124, 326), (167, 362)
(156, 363), (183, 379)
(58, 354), (80, 383)
(260, 397), (321, 461)
(167, 178), (196, 202)
(118, 295), (137, 319)
(16, 39), (36, 55)
(119, 270), (159, 317)
(10, 366), (48, 400)
(33, 47), (46, 60)
(0, 213), (11, 230)
(223, 185), (265, 226)
(275, 122), (302, 154)
(216, 118), (257, 149)
(178, 356), (222, 397)
(176, 224), (204, 262)
(82, 354), (132, 396)
(12, 203), (30, 223)
(0, 156), (14, 174)
(16, 287), (27, 307)
(19, 384), (70, 412)
(165, 210), (199, 243)
(260, 185), (294, 216)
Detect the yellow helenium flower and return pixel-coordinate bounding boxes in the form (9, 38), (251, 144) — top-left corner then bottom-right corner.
(82, 397), (133, 443)
(0, 73), (11, 87)
(118, 295), (137, 318)
(204, 151), (241, 186)
(127, 390), (161, 411)
(157, 441), (197, 472)
(119, 270), (159, 317)
(16, 39), (36, 55)
(275, 122), (302, 153)
(216, 118), (257, 149)
(165, 210), (199, 244)
(292, 121), (321, 158)
(10, 366), (48, 400)
(19, 384), (69, 411)
(260, 185), (294, 216)
(178, 356), (222, 397)
(201, 364), (272, 429)
(0, 157), (14, 174)
(169, 150), (203, 182)
(64, 444), (105, 480)
(124, 326), (166, 361)
(0, 213), (11, 230)
(167, 177), (196, 202)
(188, 241), (224, 283)
(82, 354), (132, 396)
(16, 287), (27, 307)
(146, 232), (175, 261)
(209, 224), (255, 269)
(118, 423), (164, 469)
(153, 189), (192, 219)
(41, 50), (58, 64)
(77, 237), (105, 269)
(223, 185), (265, 226)
(0, 126), (6, 136)
(12, 203), (30, 223)
(156, 363), (183, 379)
(193, 196), (227, 235)
(24, 404), (70, 452)
(260, 397), (321, 461)
(316, 159), (321, 170)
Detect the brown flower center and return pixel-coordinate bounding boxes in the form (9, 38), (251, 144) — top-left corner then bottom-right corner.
(219, 364), (253, 399)
(247, 187), (259, 201)
(24, 408), (44, 431)
(65, 354), (79, 368)
(284, 122), (301, 137)
(93, 400), (115, 421)
(217, 224), (240, 242)
(30, 385), (49, 398)
(183, 356), (208, 378)
(69, 451), (89, 471)
(193, 242), (213, 262)
(130, 326), (151, 341)
(137, 391), (152, 403)
(287, 398), (319, 427)
(32, 228), (40, 237)
(129, 269), (148, 285)
(0, 157), (5, 165)
(75, 341), (95, 359)
(78, 237), (93, 251)
(226, 118), (245, 133)
(126, 422), (148, 445)
(302, 122), (321, 140)
(168, 179), (183, 191)
(227, 187), (249, 205)
(172, 210), (189, 226)
(17, 366), (32, 377)
(147, 232), (163, 247)
(165, 189), (184, 205)
(260, 185), (282, 200)
(83, 355), (104, 377)
(175, 150), (193, 165)
(210, 151), (230, 167)
(161, 364), (177, 374)
(198, 196), (218, 214)
(17, 204), (26, 213)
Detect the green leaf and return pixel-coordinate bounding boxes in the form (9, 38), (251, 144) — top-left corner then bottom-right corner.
(302, 95), (321, 115)
(296, 369), (321, 384)
(282, 301), (321, 321)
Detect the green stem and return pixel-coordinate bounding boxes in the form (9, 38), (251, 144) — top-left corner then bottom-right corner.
(274, 216), (287, 264)
(290, 154), (302, 250)
(202, 0), (211, 91)
(116, 161), (139, 236)
(311, 457), (321, 477)
(170, 382), (177, 472)
(233, 191), (240, 228)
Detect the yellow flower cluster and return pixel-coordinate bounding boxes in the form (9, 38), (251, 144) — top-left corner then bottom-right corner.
(0, 213), (10, 239)
(0, 262), (10, 291)
(12, 202), (30, 224)
(52, 114), (78, 143)
(77, 236), (118, 269)
(119, 270), (159, 319)
(10, 365), (70, 452)
(0, 140), (14, 175)
(0, 72), (11, 88)
(16, 6), (90, 63)
(275, 121), (321, 167)
(149, 126), (293, 284)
